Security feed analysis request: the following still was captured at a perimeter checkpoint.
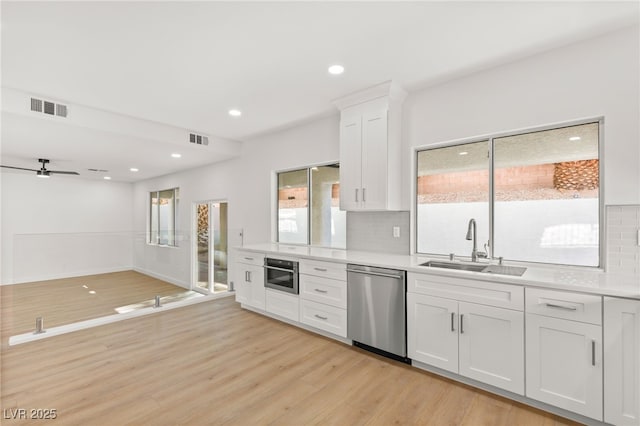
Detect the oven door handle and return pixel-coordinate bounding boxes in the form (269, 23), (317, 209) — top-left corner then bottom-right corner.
(265, 265), (294, 273)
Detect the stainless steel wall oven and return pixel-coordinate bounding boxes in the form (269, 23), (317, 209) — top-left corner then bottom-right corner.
(264, 258), (299, 294)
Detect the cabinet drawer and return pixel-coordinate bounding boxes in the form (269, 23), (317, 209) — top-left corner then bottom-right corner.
(300, 299), (347, 338)
(236, 251), (264, 267)
(265, 289), (299, 322)
(526, 288), (602, 325)
(300, 259), (346, 281)
(299, 275), (347, 309)
(407, 272), (524, 311)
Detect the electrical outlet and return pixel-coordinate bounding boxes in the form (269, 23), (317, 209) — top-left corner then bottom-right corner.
(393, 226), (400, 238)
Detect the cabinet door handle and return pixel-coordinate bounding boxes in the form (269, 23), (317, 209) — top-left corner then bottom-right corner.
(314, 267), (327, 272)
(591, 340), (596, 366)
(245, 271), (249, 282)
(460, 314), (464, 334)
(314, 288), (328, 293)
(451, 312), (455, 332)
(314, 314), (328, 320)
(355, 188), (359, 202)
(362, 188), (366, 202)
(544, 302), (577, 311)
(244, 257), (254, 261)
(247, 271), (251, 283)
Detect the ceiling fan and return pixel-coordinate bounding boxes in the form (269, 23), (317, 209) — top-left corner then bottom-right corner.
(0, 158), (79, 178)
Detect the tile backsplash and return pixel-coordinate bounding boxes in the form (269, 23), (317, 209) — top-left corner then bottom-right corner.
(347, 211), (410, 255)
(606, 205), (640, 278)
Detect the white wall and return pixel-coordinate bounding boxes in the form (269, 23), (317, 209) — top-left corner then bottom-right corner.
(403, 25), (640, 207)
(132, 115), (340, 287)
(1, 173), (134, 284)
(134, 25), (639, 283)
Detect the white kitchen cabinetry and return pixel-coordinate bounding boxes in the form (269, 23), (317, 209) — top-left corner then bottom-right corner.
(235, 251), (265, 310)
(525, 288), (603, 421)
(334, 81), (406, 211)
(407, 273), (524, 395)
(265, 289), (299, 322)
(604, 297), (640, 426)
(299, 259), (347, 337)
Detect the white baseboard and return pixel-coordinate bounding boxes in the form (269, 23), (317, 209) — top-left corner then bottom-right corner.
(2, 266), (133, 286)
(133, 267), (189, 289)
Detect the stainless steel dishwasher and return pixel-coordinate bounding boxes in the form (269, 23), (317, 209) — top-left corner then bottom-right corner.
(347, 264), (409, 363)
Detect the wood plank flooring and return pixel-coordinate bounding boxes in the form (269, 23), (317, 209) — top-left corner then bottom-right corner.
(1, 271), (192, 336)
(1, 296), (581, 425)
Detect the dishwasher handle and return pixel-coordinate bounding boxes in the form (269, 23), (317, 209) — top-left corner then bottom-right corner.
(346, 268), (404, 280)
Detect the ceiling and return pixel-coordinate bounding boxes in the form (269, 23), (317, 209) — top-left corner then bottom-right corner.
(1, 1), (638, 182)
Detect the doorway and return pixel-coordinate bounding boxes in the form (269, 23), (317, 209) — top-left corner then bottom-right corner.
(193, 201), (228, 294)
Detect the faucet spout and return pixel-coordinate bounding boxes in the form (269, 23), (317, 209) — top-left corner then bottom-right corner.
(466, 218), (478, 262)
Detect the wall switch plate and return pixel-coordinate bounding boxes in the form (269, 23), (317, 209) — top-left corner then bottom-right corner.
(393, 226), (400, 238)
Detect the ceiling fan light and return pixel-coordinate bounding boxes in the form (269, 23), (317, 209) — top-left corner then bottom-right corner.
(36, 170), (50, 178)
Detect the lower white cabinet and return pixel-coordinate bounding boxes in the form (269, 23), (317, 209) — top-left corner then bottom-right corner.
(300, 299), (347, 337)
(604, 297), (640, 426)
(235, 252), (265, 310)
(407, 292), (524, 394)
(265, 289), (299, 322)
(525, 313), (603, 420)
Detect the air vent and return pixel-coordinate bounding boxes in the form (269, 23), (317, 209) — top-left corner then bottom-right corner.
(189, 132), (209, 146)
(30, 97), (68, 118)
(30, 98), (43, 112)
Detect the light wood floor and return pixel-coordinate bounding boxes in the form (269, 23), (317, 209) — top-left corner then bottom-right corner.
(1, 271), (192, 336)
(0, 297), (580, 425)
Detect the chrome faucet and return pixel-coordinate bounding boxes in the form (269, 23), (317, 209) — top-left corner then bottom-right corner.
(465, 218), (487, 262)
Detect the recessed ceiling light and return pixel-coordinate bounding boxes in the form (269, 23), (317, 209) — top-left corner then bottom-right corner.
(103, 176), (111, 180)
(328, 64), (345, 75)
(130, 168), (139, 172)
(459, 151), (469, 156)
(171, 153), (182, 158)
(569, 136), (581, 141)
(228, 109), (242, 117)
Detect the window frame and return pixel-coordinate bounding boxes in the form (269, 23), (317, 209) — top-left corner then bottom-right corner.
(274, 161), (345, 249)
(149, 187), (179, 247)
(414, 117), (604, 268)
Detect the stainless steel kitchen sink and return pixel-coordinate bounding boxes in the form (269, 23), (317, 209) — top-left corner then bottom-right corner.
(419, 261), (527, 277)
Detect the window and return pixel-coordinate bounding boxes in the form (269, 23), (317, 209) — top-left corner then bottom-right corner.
(150, 188), (178, 246)
(417, 121), (600, 267)
(277, 164), (346, 248)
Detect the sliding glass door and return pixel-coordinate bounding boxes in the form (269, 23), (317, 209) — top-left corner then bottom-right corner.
(193, 201), (228, 294)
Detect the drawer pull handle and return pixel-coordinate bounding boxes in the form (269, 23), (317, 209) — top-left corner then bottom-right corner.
(314, 289), (328, 294)
(544, 303), (577, 311)
(460, 314), (464, 334)
(450, 312), (455, 332)
(591, 340), (596, 366)
(314, 314), (328, 320)
(314, 267), (327, 272)
(244, 257), (254, 261)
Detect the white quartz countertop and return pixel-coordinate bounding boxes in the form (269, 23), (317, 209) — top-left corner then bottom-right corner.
(238, 243), (640, 299)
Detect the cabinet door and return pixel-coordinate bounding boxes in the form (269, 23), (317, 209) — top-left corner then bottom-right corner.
(235, 263), (249, 304)
(244, 264), (265, 310)
(458, 302), (524, 395)
(360, 106), (388, 210)
(526, 314), (603, 420)
(339, 112), (362, 211)
(407, 293), (458, 373)
(604, 297), (640, 426)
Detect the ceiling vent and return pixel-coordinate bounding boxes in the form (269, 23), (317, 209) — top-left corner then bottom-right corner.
(30, 97), (68, 118)
(189, 132), (209, 146)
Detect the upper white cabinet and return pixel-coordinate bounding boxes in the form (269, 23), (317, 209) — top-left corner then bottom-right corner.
(333, 81), (406, 211)
(604, 297), (640, 426)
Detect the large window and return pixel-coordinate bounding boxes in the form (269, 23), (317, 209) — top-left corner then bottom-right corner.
(417, 121), (600, 267)
(277, 164), (346, 248)
(150, 188), (178, 246)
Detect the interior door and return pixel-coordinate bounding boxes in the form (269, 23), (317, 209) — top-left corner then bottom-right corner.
(195, 202), (211, 293)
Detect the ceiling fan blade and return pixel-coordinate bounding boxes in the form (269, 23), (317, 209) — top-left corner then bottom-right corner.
(0, 165), (38, 172)
(48, 170), (80, 175)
